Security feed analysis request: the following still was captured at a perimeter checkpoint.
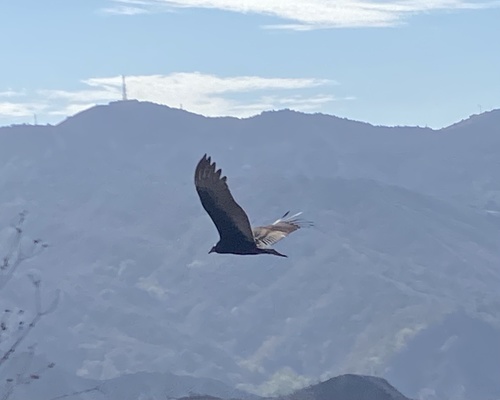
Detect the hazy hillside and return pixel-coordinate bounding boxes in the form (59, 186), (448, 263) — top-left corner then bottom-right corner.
(386, 311), (500, 400)
(1, 101), (499, 400)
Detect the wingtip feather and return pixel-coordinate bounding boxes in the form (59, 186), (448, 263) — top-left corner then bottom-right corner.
(272, 211), (313, 228)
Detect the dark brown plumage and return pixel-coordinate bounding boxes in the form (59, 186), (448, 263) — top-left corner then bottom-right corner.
(194, 154), (312, 257)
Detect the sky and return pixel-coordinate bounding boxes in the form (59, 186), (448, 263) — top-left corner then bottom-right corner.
(0, 0), (499, 128)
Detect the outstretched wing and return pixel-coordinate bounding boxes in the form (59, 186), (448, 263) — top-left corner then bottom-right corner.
(253, 211), (313, 248)
(194, 154), (255, 245)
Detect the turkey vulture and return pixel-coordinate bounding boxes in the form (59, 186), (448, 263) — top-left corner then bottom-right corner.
(194, 154), (312, 257)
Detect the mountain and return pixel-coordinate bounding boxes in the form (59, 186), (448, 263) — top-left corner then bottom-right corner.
(176, 374), (413, 400)
(8, 354), (410, 400)
(1, 101), (499, 400)
(283, 374), (412, 400)
(7, 352), (258, 400)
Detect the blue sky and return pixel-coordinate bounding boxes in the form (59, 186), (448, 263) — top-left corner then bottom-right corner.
(1, 0), (499, 128)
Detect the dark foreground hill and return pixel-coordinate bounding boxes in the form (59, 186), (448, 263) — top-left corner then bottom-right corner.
(282, 374), (411, 400)
(177, 374), (412, 400)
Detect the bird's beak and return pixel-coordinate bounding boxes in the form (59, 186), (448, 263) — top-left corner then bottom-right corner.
(208, 248), (214, 254)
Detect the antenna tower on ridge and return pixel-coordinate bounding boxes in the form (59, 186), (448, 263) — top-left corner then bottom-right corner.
(121, 75), (128, 101)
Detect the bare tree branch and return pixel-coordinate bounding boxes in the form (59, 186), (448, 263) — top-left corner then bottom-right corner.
(0, 210), (49, 290)
(48, 385), (105, 400)
(0, 211), (57, 400)
(0, 278), (58, 369)
(1, 211), (96, 400)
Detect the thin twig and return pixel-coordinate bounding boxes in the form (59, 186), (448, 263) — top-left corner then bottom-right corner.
(48, 386), (104, 400)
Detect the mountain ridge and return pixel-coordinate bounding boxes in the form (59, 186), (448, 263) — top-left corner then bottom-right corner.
(1, 100), (499, 400)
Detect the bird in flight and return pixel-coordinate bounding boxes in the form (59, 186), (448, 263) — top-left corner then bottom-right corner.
(194, 154), (312, 258)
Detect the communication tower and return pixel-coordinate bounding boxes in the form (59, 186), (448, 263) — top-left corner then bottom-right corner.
(122, 75), (128, 101)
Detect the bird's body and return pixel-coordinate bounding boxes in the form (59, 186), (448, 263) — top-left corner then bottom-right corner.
(194, 154), (312, 257)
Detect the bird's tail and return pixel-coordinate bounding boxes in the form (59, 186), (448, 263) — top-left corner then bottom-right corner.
(262, 248), (288, 258)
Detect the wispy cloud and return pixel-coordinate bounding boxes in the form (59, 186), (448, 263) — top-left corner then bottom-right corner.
(100, 5), (149, 15)
(100, 0), (176, 15)
(0, 89), (26, 98)
(41, 72), (337, 118)
(0, 101), (46, 118)
(0, 72), (342, 124)
(48, 103), (101, 117)
(101, 0), (500, 28)
(0, 89), (39, 121)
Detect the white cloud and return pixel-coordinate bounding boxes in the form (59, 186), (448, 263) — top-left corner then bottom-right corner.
(132, 72), (335, 116)
(0, 89), (26, 98)
(100, 0), (177, 15)
(0, 102), (46, 118)
(100, 5), (149, 15)
(48, 103), (100, 116)
(0, 72), (341, 124)
(40, 86), (120, 103)
(53, 72), (336, 118)
(102, 0), (500, 28)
